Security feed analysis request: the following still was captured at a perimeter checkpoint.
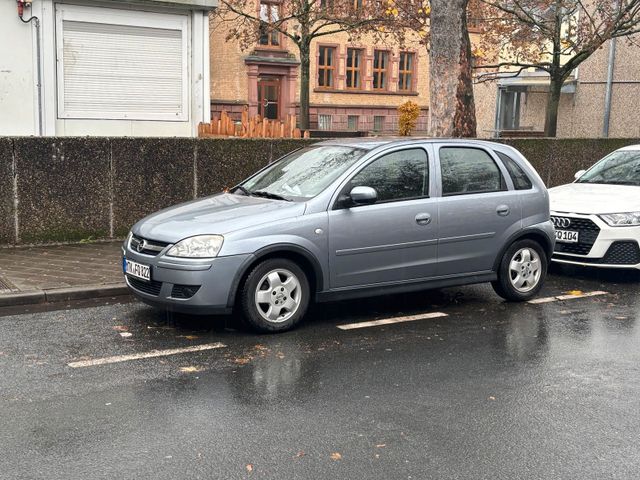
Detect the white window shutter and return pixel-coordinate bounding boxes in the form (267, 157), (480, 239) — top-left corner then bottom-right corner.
(56, 5), (189, 121)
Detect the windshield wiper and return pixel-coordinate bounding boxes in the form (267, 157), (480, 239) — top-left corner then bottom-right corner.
(231, 185), (252, 196)
(251, 190), (292, 201)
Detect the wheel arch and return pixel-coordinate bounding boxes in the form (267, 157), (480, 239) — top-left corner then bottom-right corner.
(226, 244), (324, 308)
(492, 229), (554, 272)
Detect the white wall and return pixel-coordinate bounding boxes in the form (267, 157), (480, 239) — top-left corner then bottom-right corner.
(0, 0), (211, 137)
(0, 1), (38, 136)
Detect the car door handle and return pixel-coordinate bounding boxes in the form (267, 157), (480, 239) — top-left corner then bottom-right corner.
(496, 205), (510, 216)
(415, 213), (432, 226)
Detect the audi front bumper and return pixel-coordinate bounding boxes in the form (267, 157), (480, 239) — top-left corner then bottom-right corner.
(550, 212), (640, 270)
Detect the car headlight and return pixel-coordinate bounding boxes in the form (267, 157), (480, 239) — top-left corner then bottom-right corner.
(166, 235), (224, 258)
(599, 212), (640, 227)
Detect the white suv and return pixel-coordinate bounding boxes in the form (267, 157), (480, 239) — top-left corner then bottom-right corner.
(549, 145), (640, 270)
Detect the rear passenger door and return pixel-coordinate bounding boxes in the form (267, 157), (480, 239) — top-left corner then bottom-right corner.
(436, 144), (522, 276)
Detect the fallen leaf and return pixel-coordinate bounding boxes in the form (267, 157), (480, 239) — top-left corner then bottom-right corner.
(566, 290), (583, 296)
(276, 352), (285, 359)
(233, 357), (251, 365)
(178, 335), (199, 340)
(488, 396), (496, 401)
(376, 444), (386, 448)
(246, 464), (253, 472)
(330, 452), (342, 460)
(180, 366), (203, 373)
(294, 450), (305, 458)
(119, 332), (133, 338)
(112, 325), (128, 332)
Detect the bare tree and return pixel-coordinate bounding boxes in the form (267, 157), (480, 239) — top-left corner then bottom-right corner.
(213, 0), (384, 130)
(477, 0), (640, 136)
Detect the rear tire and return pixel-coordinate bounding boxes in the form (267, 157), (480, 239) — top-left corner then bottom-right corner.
(492, 239), (547, 302)
(239, 258), (310, 333)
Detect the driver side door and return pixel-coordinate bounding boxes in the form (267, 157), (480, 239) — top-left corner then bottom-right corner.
(327, 147), (438, 289)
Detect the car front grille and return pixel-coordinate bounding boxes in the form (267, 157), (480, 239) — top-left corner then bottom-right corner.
(127, 277), (163, 296)
(553, 241), (640, 266)
(170, 284), (201, 299)
(552, 216), (600, 255)
(602, 241), (640, 265)
(129, 234), (169, 257)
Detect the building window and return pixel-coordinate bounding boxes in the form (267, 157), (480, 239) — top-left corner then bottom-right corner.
(372, 50), (388, 90)
(318, 46), (335, 88)
(318, 114), (332, 130)
(373, 115), (384, 132)
(346, 48), (363, 89)
(348, 115), (359, 131)
(398, 52), (415, 92)
(259, 1), (280, 47)
(55, 4), (188, 121)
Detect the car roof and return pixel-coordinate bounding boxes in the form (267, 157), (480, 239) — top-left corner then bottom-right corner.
(315, 137), (509, 151)
(618, 144), (640, 151)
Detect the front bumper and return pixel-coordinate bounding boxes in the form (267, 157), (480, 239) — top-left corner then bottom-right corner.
(550, 212), (640, 270)
(122, 243), (252, 314)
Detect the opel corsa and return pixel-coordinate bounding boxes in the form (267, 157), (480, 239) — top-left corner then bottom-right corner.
(123, 139), (555, 332)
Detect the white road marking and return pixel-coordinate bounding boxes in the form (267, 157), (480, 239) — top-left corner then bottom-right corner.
(337, 312), (448, 330)
(68, 342), (226, 368)
(528, 290), (608, 304)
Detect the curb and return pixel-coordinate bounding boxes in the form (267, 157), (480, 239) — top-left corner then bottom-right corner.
(0, 283), (130, 307)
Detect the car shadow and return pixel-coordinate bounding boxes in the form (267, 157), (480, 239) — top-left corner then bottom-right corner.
(549, 262), (640, 283)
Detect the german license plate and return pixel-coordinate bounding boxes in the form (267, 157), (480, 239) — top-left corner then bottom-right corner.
(124, 258), (151, 281)
(555, 230), (579, 243)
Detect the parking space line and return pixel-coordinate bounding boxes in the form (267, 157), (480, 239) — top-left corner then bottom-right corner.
(528, 290), (608, 305)
(337, 312), (448, 330)
(67, 342), (226, 368)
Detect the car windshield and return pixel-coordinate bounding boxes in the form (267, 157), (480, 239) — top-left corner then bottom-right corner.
(239, 145), (367, 201)
(577, 150), (640, 186)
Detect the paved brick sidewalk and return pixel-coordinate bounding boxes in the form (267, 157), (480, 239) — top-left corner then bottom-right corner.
(0, 241), (126, 305)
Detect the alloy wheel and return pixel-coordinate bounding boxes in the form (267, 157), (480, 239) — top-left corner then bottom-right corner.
(254, 268), (302, 323)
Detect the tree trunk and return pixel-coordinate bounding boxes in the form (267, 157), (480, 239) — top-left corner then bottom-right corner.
(429, 0), (477, 137)
(544, 75), (564, 137)
(298, 40), (311, 131)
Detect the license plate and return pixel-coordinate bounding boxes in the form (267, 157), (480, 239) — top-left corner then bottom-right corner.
(555, 230), (579, 243)
(124, 258), (151, 281)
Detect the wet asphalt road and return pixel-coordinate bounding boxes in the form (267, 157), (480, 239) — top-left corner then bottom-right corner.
(1, 266), (639, 480)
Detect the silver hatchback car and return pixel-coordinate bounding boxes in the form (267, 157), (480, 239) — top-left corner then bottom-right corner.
(123, 139), (555, 332)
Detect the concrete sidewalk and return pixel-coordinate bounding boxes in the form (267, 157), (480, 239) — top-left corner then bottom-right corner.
(0, 241), (128, 307)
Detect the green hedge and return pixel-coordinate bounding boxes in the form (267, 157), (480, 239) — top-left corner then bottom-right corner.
(0, 136), (637, 245)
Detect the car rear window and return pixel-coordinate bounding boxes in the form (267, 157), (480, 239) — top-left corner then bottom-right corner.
(496, 151), (533, 190)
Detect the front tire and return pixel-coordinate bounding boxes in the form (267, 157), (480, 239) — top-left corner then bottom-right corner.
(239, 258), (310, 333)
(492, 239), (547, 302)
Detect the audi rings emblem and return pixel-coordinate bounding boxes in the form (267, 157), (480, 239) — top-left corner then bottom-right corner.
(551, 217), (571, 228)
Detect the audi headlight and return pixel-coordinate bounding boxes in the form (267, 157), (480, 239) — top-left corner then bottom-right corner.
(166, 235), (224, 258)
(599, 212), (640, 227)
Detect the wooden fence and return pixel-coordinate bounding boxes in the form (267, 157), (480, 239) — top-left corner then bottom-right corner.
(199, 109), (309, 139)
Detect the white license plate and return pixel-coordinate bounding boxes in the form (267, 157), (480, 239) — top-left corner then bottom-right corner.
(556, 230), (579, 243)
(124, 259), (151, 281)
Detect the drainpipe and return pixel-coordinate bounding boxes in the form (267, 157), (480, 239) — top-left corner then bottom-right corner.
(602, 37), (617, 138)
(18, 1), (43, 136)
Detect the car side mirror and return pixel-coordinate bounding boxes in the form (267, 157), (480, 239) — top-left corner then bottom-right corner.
(574, 169), (586, 180)
(349, 186), (377, 206)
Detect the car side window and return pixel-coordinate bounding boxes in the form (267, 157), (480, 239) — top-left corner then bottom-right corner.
(496, 151), (533, 190)
(349, 148), (429, 202)
(440, 147), (506, 196)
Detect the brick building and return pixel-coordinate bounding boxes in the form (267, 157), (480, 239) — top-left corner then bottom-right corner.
(209, 6), (432, 134)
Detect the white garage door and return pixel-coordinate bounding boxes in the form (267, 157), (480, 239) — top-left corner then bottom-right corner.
(56, 4), (189, 121)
